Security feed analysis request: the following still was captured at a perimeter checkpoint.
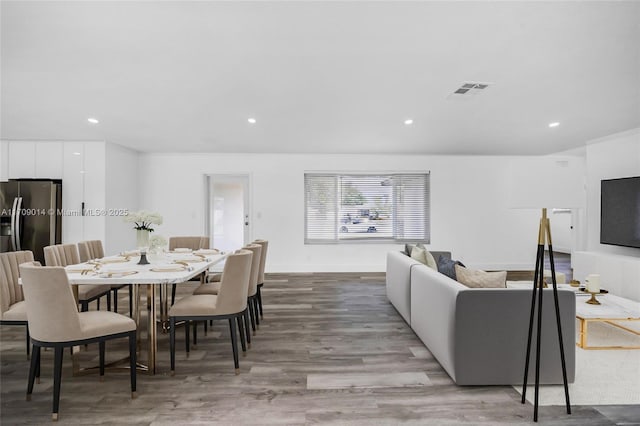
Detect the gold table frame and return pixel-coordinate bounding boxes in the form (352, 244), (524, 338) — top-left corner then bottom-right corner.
(575, 292), (640, 350)
(576, 317), (640, 350)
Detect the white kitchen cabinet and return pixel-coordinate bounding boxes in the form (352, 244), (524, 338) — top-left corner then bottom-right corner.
(35, 142), (63, 178)
(62, 142), (86, 244)
(8, 141), (36, 178)
(0, 141), (8, 181)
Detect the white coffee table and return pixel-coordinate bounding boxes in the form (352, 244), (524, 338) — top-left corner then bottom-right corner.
(574, 293), (640, 350)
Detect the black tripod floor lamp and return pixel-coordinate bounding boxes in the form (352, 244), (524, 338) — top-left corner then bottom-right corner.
(508, 157), (585, 422)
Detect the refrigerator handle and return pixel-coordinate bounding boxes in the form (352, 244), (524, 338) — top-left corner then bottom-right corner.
(14, 197), (23, 251)
(10, 197), (18, 251)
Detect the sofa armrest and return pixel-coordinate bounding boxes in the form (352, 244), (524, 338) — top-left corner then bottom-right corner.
(386, 251), (421, 325)
(454, 288), (575, 385)
(410, 265), (467, 381)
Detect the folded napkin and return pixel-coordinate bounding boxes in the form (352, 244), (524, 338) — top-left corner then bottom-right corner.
(98, 257), (130, 264)
(150, 265), (187, 273)
(195, 249), (219, 255)
(120, 250), (141, 257)
(65, 267), (95, 275)
(98, 271), (138, 278)
(173, 248), (192, 253)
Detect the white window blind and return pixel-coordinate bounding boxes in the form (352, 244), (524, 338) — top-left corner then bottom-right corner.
(304, 173), (430, 244)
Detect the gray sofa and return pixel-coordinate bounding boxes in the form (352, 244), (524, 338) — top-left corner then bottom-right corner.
(386, 250), (575, 386)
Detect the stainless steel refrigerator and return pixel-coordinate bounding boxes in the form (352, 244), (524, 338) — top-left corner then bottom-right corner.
(0, 179), (62, 263)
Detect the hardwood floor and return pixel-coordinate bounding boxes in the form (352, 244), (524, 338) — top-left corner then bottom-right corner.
(0, 271), (635, 425)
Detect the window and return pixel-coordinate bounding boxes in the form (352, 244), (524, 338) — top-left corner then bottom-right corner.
(304, 173), (430, 244)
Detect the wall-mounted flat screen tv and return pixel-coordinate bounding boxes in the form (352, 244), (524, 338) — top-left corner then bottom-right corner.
(600, 176), (640, 248)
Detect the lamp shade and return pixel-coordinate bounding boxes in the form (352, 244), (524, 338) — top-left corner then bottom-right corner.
(507, 156), (586, 209)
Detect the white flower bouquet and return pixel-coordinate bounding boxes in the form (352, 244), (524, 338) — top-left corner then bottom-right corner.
(124, 210), (163, 232)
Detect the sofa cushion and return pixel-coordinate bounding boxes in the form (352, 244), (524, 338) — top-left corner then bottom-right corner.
(437, 256), (465, 280)
(455, 265), (507, 288)
(411, 246), (438, 270)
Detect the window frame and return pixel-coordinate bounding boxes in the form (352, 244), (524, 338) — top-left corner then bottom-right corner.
(304, 172), (431, 245)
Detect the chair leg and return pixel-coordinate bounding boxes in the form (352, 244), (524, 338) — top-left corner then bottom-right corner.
(26, 325), (30, 358)
(129, 285), (133, 318)
(193, 321), (198, 347)
(204, 321), (208, 336)
(36, 349), (41, 383)
(185, 320), (190, 357)
(129, 332), (137, 397)
(228, 318), (239, 374)
(26, 345), (40, 400)
(52, 346), (64, 421)
(244, 309), (252, 347)
(106, 292), (111, 311)
(170, 318), (176, 376)
(97, 297), (101, 311)
(237, 315), (247, 355)
(99, 340), (105, 380)
(113, 288), (119, 313)
(257, 285), (264, 319)
(81, 301), (88, 312)
(171, 284), (176, 305)
(248, 299), (256, 335)
(251, 293), (260, 330)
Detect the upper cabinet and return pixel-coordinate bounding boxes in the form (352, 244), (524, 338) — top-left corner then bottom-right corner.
(0, 141), (8, 181)
(8, 141), (36, 178)
(6, 141), (63, 179)
(35, 142), (63, 178)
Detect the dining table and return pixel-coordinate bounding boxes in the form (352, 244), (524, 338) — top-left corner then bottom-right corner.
(65, 250), (228, 375)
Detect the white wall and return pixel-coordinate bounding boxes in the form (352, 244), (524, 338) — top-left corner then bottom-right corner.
(585, 128), (640, 257)
(105, 143), (139, 255)
(139, 153), (542, 272)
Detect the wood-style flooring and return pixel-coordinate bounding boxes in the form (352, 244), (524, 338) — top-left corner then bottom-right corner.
(1, 269), (637, 425)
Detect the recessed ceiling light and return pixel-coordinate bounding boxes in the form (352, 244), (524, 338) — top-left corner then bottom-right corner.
(73, 152), (81, 156)
(87, 118), (99, 124)
(247, 118), (256, 124)
(548, 122), (560, 128)
(404, 119), (414, 125)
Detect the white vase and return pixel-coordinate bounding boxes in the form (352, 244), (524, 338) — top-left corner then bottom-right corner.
(136, 229), (151, 250)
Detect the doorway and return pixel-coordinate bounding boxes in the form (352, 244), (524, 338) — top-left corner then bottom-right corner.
(205, 174), (251, 253)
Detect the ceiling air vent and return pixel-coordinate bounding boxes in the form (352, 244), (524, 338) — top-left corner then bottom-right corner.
(450, 82), (492, 97)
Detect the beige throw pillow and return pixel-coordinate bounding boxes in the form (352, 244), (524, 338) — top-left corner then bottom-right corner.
(411, 246), (438, 271)
(455, 265), (507, 288)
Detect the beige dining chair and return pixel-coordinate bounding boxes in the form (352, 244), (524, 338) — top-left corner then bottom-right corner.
(0, 250), (35, 357)
(252, 239), (269, 319)
(168, 236), (210, 305)
(78, 240), (132, 315)
(193, 244), (261, 337)
(169, 249), (252, 375)
(44, 244), (111, 312)
(20, 262), (137, 421)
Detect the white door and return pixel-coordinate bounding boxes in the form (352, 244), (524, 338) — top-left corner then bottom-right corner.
(205, 174), (250, 253)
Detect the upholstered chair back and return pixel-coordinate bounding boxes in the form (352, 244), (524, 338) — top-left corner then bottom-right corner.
(215, 250), (252, 315)
(0, 251), (34, 317)
(19, 263), (83, 342)
(242, 244), (262, 297)
(78, 240), (105, 262)
(44, 244), (80, 267)
(252, 239), (268, 284)
(168, 236), (209, 251)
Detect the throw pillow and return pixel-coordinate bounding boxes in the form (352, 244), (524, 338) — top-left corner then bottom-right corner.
(416, 243), (438, 270)
(454, 265), (507, 288)
(411, 245), (438, 270)
(437, 256), (465, 280)
(404, 243), (416, 256)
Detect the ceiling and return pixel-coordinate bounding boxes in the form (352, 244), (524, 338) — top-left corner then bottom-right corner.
(1, 1), (639, 155)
